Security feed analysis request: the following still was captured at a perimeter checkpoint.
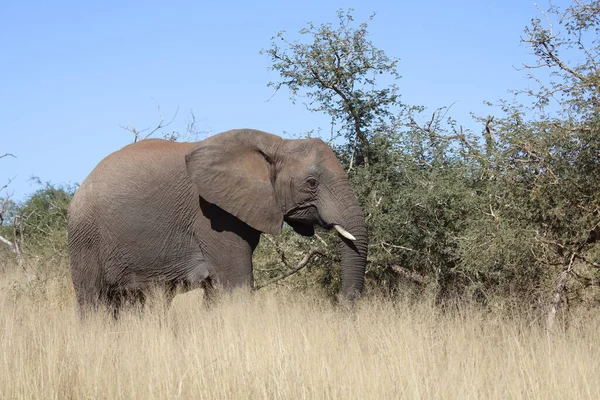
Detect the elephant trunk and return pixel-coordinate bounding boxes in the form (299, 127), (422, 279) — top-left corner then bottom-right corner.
(337, 203), (368, 301)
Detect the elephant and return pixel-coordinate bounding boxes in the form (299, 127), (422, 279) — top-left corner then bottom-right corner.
(68, 128), (367, 317)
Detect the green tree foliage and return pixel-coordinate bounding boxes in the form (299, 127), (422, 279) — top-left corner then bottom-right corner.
(459, 1), (600, 315)
(262, 9), (401, 166)
(261, 9), (482, 301)
(260, 3), (600, 317)
(5, 181), (76, 254)
(1, 180), (74, 276)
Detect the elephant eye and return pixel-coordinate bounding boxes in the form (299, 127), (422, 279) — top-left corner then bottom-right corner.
(307, 178), (318, 189)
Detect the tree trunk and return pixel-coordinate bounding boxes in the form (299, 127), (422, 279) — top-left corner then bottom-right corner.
(0, 234), (23, 268)
(546, 254), (574, 332)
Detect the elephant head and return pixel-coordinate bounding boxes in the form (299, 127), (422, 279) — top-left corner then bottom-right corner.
(185, 129), (367, 300)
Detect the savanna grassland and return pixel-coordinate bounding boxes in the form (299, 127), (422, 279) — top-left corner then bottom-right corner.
(3, 2), (600, 399)
(1, 257), (599, 400)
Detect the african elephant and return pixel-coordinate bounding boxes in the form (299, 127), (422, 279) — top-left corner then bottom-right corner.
(68, 129), (367, 317)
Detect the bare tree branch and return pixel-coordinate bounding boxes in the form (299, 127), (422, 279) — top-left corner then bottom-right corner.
(347, 132), (359, 173)
(0, 176), (15, 196)
(0, 234), (14, 248)
(120, 104), (180, 142)
(307, 65), (371, 165)
(254, 248), (327, 290)
(0, 233), (23, 268)
(546, 253), (575, 332)
(262, 234), (292, 269)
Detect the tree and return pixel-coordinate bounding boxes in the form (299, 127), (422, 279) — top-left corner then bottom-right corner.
(1, 179), (75, 270)
(450, 0), (600, 326)
(259, 3), (600, 320)
(512, 1), (600, 328)
(121, 104), (208, 144)
(520, 1), (600, 120)
(262, 9), (401, 167)
(0, 152), (22, 265)
(260, 9), (480, 299)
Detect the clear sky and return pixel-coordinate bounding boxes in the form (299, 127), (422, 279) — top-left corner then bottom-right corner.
(1, 0), (568, 200)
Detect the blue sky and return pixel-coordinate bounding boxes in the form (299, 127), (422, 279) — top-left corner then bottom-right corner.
(1, 0), (567, 200)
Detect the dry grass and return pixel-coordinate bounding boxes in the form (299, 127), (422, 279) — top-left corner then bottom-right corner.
(1, 265), (599, 400)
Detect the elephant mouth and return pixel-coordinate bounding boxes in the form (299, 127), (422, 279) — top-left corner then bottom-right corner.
(284, 218), (315, 237)
(285, 204), (342, 236)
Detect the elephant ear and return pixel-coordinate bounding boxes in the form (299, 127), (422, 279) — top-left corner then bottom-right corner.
(185, 129), (283, 235)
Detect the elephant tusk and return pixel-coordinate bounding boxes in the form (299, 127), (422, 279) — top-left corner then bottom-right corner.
(334, 225), (356, 241)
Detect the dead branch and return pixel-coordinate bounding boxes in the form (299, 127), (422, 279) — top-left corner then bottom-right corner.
(0, 233), (23, 268)
(262, 234), (291, 268)
(385, 243), (415, 252)
(120, 104), (179, 142)
(329, 115), (335, 145)
(546, 253), (575, 332)
(314, 233), (329, 246)
(0, 177), (15, 204)
(484, 116), (496, 157)
(408, 116), (484, 161)
(372, 242), (416, 255)
(347, 132), (359, 173)
(185, 110), (201, 142)
(0, 234), (15, 249)
(254, 248), (327, 290)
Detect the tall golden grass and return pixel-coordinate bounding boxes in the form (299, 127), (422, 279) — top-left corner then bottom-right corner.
(1, 262), (599, 400)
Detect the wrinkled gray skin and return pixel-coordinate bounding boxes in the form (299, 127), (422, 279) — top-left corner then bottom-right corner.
(68, 129), (367, 317)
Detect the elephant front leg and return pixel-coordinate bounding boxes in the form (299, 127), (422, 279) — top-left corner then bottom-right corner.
(201, 235), (257, 293)
(194, 199), (261, 293)
(211, 258), (255, 290)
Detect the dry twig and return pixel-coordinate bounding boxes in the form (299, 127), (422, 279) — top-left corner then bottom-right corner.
(255, 248), (327, 290)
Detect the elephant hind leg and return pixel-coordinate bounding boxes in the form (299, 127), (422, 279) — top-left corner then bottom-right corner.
(74, 289), (102, 321)
(71, 267), (105, 321)
(73, 281), (133, 321)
